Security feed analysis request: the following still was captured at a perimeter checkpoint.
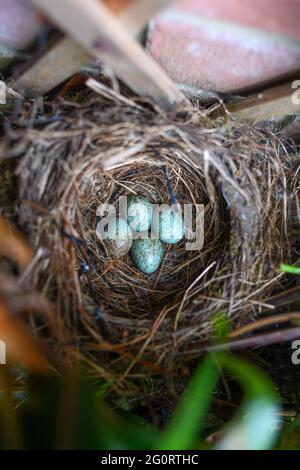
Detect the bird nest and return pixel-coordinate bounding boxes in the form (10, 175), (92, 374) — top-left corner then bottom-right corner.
(5, 84), (299, 393)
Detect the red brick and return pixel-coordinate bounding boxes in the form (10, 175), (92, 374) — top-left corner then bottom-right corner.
(148, 0), (300, 93)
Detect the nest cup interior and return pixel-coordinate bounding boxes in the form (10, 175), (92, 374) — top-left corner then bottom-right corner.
(78, 158), (226, 319)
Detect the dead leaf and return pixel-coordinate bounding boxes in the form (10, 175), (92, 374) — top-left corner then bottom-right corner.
(57, 74), (88, 99)
(0, 300), (46, 372)
(0, 218), (33, 270)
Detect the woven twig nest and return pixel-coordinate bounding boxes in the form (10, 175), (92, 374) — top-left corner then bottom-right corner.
(8, 85), (298, 392)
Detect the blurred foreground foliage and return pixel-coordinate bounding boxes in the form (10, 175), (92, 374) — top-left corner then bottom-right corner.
(1, 351), (298, 450)
(0, 252), (299, 449)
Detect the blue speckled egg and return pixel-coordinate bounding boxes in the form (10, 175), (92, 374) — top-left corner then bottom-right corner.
(154, 206), (185, 244)
(131, 238), (164, 274)
(103, 217), (132, 258)
(127, 195), (153, 232)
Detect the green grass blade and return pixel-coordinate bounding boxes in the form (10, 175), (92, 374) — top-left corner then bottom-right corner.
(281, 264), (300, 276)
(219, 354), (277, 400)
(158, 354), (219, 450)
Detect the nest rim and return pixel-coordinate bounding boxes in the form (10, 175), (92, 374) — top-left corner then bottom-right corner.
(4, 86), (297, 392)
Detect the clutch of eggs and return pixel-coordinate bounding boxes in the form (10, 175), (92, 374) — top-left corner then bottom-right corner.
(97, 195), (185, 275)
